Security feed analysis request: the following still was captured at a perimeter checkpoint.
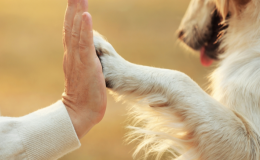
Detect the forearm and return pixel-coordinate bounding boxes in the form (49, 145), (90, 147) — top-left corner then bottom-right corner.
(107, 61), (243, 130)
(106, 61), (258, 159)
(0, 101), (80, 160)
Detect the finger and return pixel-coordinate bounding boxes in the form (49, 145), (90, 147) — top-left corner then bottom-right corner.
(80, 0), (88, 11)
(79, 12), (95, 64)
(63, 0), (78, 50)
(70, 0), (88, 58)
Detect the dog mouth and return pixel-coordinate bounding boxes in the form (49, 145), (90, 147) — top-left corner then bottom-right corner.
(200, 10), (228, 66)
(179, 10), (228, 67)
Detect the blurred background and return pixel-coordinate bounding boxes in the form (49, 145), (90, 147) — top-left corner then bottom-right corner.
(0, 0), (213, 159)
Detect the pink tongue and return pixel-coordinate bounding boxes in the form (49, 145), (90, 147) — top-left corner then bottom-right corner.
(200, 47), (213, 67)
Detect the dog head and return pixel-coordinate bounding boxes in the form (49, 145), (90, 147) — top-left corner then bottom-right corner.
(178, 0), (250, 66)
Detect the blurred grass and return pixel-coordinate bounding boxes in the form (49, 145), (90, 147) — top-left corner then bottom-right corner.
(0, 0), (213, 159)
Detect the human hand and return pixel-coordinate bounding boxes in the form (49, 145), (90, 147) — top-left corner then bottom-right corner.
(62, 0), (107, 139)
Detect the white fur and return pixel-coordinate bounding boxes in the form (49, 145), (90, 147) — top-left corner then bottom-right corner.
(93, 0), (260, 159)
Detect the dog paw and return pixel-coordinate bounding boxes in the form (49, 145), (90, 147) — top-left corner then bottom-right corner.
(94, 31), (116, 57)
(93, 31), (127, 88)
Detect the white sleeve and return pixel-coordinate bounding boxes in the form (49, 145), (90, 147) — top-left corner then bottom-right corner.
(0, 100), (81, 160)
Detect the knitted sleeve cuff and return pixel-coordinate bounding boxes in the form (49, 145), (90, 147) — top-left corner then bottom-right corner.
(17, 100), (81, 160)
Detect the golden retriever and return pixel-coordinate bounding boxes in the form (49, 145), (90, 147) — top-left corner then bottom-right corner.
(94, 0), (260, 159)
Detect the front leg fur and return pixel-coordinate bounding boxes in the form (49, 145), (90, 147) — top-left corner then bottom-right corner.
(94, 31), (260, 160)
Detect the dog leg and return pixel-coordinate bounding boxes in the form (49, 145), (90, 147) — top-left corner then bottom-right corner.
(94, 31), (260, 160)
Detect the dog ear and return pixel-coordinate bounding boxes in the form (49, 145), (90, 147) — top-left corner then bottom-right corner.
(215, 0), (250, 20)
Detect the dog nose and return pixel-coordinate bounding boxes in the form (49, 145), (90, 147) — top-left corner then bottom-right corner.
(178, 30), (184, 39)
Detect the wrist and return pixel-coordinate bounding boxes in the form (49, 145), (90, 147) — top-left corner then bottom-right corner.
(64, 103), (95, 139)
